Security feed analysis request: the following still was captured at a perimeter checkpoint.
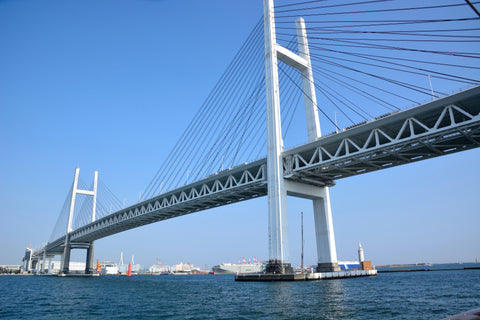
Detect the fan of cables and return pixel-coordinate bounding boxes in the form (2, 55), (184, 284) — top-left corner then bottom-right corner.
(274, 0), (480, 133)
(142, 19), (310, 199)
(142, 0), (480, 200)
(49, 177), (123, 241)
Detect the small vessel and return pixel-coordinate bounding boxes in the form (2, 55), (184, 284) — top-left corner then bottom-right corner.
(172, 270), (192, 275)
(100, 262), (119, 275)
(149, 258), (171, 275)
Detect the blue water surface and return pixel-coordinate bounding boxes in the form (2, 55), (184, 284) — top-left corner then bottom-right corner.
(1, 265), (479, 319)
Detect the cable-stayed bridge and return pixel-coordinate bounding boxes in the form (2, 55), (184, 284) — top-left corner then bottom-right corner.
(24, 0), (480, 275)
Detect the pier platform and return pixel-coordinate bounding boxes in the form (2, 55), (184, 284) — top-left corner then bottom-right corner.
(235, 270), (377, 281)
(57, 273), (99, 277)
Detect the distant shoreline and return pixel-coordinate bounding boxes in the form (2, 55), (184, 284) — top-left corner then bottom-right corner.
(378, 266), (480, 273)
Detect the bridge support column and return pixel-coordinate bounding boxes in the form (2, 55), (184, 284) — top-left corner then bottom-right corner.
(85, 243), (95, 274)
(36, 258), (41, 273)
(296, 14), (340, 272)
(59, 167), (98, 275)
(85, 170), (97, 275)
(61, 242), (71, 274)
(23, 249), (32, 273)
(48, 257), (52, 274)
(263, 0), (342, 274)
(313, 190), (340, 272)
(41, 251), (46, 273)
(285, 181), (340, 272)
(264, 0), (292, 274)
(26, 253), (32, 272)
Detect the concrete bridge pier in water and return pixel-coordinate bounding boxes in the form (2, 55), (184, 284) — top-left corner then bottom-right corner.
(262, 0), (342, 277)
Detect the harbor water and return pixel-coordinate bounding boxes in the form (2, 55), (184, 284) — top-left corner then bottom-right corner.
(1, 263), (479, 319)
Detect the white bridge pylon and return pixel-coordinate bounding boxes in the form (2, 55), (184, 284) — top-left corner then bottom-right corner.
(59, 167), (98, 274)
(264, 0), (340, 272)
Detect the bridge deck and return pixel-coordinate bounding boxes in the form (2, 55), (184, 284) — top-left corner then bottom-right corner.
(38, 86), (480, 256)
(284, 86), (480, 186)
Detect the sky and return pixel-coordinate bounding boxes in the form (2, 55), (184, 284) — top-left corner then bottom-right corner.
(0, 0), (479, 269)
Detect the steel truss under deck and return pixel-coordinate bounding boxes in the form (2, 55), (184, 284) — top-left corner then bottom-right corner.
(36, 86), (480, 257)
(41, 162), (268, 254)
(283, 86), (480, 187)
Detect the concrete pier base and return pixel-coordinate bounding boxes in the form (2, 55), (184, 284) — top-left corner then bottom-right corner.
(265, 261), (294, 274)
(316, 262), (341, 272)
(85, 243), (95, 274)
(306, 269), (377, 280)
(57, 273), (99, 277)
(236, 273), (306, 281)
(235, 269), (377, 282)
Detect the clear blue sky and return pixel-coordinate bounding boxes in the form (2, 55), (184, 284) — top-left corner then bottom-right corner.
(1, 0), (479, 269)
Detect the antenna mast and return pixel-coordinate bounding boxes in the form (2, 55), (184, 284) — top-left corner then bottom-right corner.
(301, 211), (304, 274)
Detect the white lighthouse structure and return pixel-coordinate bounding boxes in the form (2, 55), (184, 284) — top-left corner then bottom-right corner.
(358, 243), (365, 264)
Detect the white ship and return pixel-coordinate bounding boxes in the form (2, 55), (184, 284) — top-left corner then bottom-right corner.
(212, 258), (264, 275)
(100, 262), (118, 275)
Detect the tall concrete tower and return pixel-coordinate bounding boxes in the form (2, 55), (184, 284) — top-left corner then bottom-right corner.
(263, 0), (341, 274)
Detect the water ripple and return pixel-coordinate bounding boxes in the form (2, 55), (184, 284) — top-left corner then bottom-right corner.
(0, 266), (479, 319)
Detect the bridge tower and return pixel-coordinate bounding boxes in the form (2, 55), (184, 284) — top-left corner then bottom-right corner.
(264, 0), (340, 273)
(60, 167), (98, 274)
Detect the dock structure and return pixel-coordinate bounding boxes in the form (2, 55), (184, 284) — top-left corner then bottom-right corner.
(57, 273), (99, 277)
(235, 270), (377, 282)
